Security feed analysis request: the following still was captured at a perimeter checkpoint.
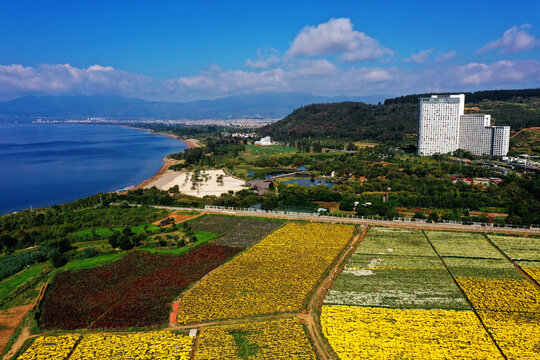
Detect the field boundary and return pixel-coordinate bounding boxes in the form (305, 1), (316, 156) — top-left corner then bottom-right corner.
(421, 230), (507, 359)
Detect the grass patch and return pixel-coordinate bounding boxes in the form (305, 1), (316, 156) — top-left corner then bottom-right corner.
(244, 144), (297, 154)
(0, 264), (48, 306)
(231, 331), (260, 359)
(71, 224), (160, 239)
(141, 230), (219, 255)
(62, 253), (126, 271)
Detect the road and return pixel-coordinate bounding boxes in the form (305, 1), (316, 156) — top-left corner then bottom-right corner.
(147, 205), (540, 235)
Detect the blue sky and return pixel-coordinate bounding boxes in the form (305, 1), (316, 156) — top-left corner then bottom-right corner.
(0, 0), (539, 101)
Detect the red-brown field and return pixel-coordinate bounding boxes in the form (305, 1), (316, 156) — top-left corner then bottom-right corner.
(39, 245), (242, 330)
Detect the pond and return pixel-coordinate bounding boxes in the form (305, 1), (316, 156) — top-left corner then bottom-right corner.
(280, 178), (334, 188)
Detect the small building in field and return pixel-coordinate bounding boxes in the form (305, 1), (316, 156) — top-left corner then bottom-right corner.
(255, 136), (273, 146)
(247, 180), (272, 195)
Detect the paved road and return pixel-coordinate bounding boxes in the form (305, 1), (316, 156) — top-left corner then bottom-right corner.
(149, 205), (540, 235)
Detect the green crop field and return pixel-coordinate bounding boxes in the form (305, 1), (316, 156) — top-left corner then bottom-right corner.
(488, 235), (540, 261)
(354, 227), (436, 257)
(190, 215), (285, 247)
(244, 144), (297, 154)
(425, 231), (504, 259)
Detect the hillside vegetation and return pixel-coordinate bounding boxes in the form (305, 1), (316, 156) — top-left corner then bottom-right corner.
(260, 89), (540, 143)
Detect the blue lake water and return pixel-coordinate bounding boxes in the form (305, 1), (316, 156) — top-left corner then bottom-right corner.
(0, 123), (186, 215)
(280, 178), (334, 188)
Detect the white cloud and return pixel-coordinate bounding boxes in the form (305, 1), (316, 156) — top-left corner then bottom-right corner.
(435, 50), (457, 62)
(405, 48), (434, 63)
(477, 25), (540, 54)
(291, 59), (338, 76)
(0, 63), (153, 99)
(245, 49), (281, 69)
(455, 59), (540, 86)
(288, 18), (393, 62)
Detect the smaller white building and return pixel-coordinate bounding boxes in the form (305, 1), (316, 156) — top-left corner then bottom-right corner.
(255, 136), (273, 146)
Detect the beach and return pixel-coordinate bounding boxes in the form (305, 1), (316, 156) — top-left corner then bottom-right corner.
(142, 169), (247, 197)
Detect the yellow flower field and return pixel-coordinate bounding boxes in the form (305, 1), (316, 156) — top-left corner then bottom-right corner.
(522, 267), (540, 283)
(195, 318), (316, 359)
(478, 310), (540, 360)
(17, 335), (81, 360)
(456, 277), (540, 313)
(17, 331), (192, 360)
(70, 331), (193, 360)
(321, 305), (501, 360)
(177, 223), (355, 323)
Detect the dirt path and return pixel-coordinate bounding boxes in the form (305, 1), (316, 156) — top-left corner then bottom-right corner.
(0, 306), (33, 355)
(2, 326), (36, 360)
(510, 127), (540, 139)
(301, 230), (367, 360)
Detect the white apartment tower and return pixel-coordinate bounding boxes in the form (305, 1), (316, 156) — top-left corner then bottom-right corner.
(418, 94), (464, 155)
(417, 94), (510, 156)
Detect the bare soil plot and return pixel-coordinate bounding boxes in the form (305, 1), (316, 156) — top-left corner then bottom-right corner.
(0, 305), (32, 352)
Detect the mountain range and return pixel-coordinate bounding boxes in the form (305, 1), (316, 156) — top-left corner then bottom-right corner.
(0, 93), (385, 122)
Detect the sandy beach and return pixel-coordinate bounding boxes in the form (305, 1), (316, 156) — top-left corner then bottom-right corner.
(143, 169), (246, 197)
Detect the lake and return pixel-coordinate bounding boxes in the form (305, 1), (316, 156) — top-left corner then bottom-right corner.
(0, 123), (186, 215)
(280, 178), (334, 188)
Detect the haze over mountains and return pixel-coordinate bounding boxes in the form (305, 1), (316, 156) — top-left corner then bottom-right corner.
(0, 92), (384, 122)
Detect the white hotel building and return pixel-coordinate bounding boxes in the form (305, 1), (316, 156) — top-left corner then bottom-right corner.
(417, 94), (510, 156)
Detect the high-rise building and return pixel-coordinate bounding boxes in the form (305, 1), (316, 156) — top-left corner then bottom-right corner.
(417, 94), (510, 156)
(418, 94), (464, 155)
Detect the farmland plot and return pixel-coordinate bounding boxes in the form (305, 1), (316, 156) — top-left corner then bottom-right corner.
(519, 261), (540, 283)
(478, 311), (540, 360)
(40, 245), (242, 329)
(324, 228), (468, 310)
(488, 235), (540, 261)
(426, 231), (504, 259)
(443, 257), (523, 279)
(17, 331), (193, 360)
(195, 318), (316, 360)
(176, 223), (354, 323)
(321, 305), (501, 360)
(190, 215), (285, 247)
(354, 227), (436, 256)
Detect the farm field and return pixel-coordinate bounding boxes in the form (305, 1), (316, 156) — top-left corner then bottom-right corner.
(4, 222), (539, 359)
(519, 261), (540, 283)
(195, 318), (316, 359)
(321, 305), (501, 360)
(488, 235), (540, 261)
(17, 331), (193, 360)
(425, 231), (504, 259)
(322, 227), (540, 359)
(189, 214), (284, 247)
(244, 144), (298, 154)
(176, 222), (355, 323)
(324, 228), (468, 310)
(40, 245), (242, 329)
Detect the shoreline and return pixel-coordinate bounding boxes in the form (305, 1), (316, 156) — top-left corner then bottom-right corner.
(119, 127), (201, 191)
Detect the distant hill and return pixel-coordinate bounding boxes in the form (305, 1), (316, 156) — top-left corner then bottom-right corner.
(384, 88), (540, 105)
(0, 93), (383, 122)
(260, 89), (540, 143)
(259, 102), (418, 142)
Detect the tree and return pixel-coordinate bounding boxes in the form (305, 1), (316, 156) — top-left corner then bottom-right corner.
(427, 212), (439, 223)
(49, 248), (67, 268)
(108, 231), (120, 248)
(118, 234), (134, 250)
